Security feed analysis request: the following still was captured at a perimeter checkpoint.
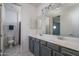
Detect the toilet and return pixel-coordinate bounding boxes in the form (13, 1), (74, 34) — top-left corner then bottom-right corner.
(8, 39), (14, 48)
(7, 35), (14, 48)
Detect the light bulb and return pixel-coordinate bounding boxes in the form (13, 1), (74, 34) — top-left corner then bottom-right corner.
(53, 26), (56, 29)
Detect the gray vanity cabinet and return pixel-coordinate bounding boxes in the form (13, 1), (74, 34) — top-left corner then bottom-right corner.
(29, 36), (34, 53)
(33, 39), (40, 56)
(40, 44), (52, 56)
(29, 36), (79, 56)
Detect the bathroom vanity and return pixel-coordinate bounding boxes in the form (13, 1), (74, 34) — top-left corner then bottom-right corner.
(29, 34), (79, 56)
(28, 4), (79, 56)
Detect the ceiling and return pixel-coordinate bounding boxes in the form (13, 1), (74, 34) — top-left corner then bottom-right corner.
(29, 3), (41, 7)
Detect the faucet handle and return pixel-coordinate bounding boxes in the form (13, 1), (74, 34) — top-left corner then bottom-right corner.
(40, 34), (42, 36)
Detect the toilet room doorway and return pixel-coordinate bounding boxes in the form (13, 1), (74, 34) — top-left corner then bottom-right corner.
(0, 3), (21, 56)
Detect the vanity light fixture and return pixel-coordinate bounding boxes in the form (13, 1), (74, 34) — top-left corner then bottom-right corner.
(41, 3), (66, 16)
(53, 25), (56, 29)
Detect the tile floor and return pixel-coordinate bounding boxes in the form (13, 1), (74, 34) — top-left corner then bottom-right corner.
(4, 45), (34, 56)
(3, 35), (34, 56)
(4, 37), (34, 56)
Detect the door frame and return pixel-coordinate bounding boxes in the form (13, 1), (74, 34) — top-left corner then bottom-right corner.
(0, 3), (21, 55)
(0, 4), (5, 55)
(18, 22), (21, 45)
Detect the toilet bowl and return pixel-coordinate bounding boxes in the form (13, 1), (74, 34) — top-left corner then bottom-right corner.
(8, 39), (14, 48)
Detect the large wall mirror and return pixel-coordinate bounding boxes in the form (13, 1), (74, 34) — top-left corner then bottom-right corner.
(35, 4), (79, 38)
(30, 3), (79, 38)
(45, 4), (79, 38)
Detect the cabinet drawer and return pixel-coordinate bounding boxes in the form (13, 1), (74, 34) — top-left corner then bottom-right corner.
(47, 42), (60, 51)
(40, 40), (47, 46)
(61, 47), (79, 56)
(53, 50), (63, 56)
(40, 44), (52, 56)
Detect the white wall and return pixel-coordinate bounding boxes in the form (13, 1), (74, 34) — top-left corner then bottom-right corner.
(21, 4), (38, 51)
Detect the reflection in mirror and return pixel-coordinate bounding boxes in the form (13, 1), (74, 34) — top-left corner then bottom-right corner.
(53, 16), (60, 35)
(43, 4), (79, 38)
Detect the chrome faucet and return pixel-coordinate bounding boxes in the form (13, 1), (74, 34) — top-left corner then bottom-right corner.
(58, 36), (64, 40)
(40, 34), (43, 36)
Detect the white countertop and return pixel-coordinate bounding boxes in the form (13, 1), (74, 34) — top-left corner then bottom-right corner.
(29, 33), (79, 51)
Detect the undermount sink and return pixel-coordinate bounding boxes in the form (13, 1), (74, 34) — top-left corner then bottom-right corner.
(58, 36), (64, 40)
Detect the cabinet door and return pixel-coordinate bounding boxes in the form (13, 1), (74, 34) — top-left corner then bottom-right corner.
(29, 37), (34, 53)
(40, 44), (52, 56)
(47, 42), (60, 52)
(53, 51), (63, 56)
(34, 39), (40, 56)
